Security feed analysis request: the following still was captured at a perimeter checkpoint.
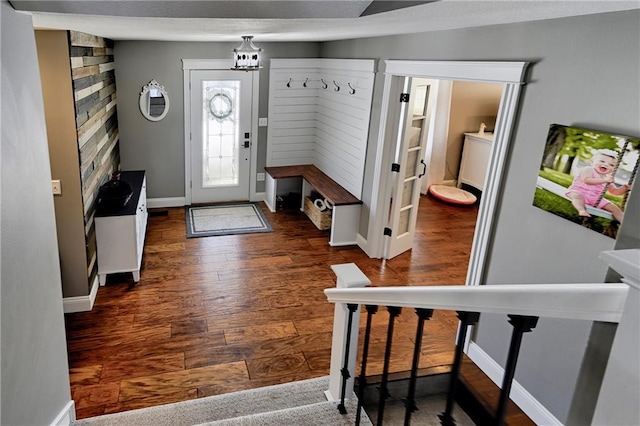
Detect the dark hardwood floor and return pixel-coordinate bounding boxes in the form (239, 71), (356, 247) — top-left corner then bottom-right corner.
(67, 194), (481, 419)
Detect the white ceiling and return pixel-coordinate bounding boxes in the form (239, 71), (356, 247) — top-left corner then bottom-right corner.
(12, 0), (640, 42)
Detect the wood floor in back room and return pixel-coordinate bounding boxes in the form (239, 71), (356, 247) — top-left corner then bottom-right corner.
(66, 194), (480, 419)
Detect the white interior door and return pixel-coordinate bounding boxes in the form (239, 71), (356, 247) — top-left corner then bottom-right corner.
(190, 70), (252, 204)
(384, 78), (431, 259)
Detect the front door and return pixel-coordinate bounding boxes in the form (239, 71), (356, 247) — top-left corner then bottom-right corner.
(384, 78), (431, 259)
(190, 70), (253, 204)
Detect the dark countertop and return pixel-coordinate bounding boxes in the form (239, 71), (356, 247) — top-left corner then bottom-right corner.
(96, 170), (145, 217)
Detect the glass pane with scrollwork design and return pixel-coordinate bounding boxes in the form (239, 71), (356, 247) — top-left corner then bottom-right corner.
(201, 80), (241, 187)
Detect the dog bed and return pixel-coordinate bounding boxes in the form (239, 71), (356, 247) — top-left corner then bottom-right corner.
(428, 185), (477, 205)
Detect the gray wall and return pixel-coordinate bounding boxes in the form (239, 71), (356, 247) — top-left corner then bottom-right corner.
(114, 41), (320, 199)
(321, 10), (639, 423)
(1, 1), (73, 424)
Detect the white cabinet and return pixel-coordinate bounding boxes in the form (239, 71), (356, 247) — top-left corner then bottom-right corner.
(458, 132), (493, 191)
(95, 171), (147, 285)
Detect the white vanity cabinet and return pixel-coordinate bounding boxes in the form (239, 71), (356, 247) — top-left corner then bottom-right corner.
(458, 132), (493, 191)
(95, 171), (147, 285)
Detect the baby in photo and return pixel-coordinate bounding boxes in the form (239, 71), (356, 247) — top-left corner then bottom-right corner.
(565, 149), (631, 222)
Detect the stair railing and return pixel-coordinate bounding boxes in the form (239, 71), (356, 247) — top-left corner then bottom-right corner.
(324, 255), (633, 425)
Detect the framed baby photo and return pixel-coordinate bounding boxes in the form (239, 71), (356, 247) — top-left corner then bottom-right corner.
(533, 124), (639, 239)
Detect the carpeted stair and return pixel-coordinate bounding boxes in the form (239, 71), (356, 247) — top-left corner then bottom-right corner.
(73, 376), (372, 426)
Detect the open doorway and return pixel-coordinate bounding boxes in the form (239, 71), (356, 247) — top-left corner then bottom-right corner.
(421, 80), (504, 195)
(406, 79), (504, 287)
(364, 60), (528, 289)
(383, 76), (503, 260)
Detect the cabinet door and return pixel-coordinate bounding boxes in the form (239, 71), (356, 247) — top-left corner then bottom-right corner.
(459, 136), (491, 191)
(96, 216), (138, 272)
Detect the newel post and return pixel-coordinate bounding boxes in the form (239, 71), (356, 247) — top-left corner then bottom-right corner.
(325, 263), (371, 402)
(590, 249), (640, 426)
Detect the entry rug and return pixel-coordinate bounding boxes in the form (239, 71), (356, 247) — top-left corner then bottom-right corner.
(186, 203), (273, 238)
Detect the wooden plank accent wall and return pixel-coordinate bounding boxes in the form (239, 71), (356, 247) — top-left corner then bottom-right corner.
(69, 31), (120, 289)
(267, 59), (375, 199)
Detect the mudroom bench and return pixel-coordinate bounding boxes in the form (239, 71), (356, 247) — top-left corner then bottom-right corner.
(264, 165), (362, 246)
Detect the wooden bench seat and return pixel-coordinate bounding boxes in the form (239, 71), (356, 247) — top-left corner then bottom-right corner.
(264, 164), (362, 246)
(265, 165), (361, 207)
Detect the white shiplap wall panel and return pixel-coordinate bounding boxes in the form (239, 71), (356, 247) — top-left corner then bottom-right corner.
(316, 99), (370, 121)
(273, 105), (316, 114)
(267, 59), (375, 198)
(271, 127), (315, 138)
(269, 136), (315, 147)
(267, 67), (319, 166)
(314, 127), (362, 161)
(315, 109), (366, 139)
(273, 120), (316, 130)
(271, 112), (316, 122)
(272, 143), (316, 153)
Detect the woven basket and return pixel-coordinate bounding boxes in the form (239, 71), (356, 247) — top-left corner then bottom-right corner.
(303, 196), (332, 230)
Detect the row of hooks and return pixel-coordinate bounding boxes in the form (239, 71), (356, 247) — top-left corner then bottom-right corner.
(285, 77), (357, 94)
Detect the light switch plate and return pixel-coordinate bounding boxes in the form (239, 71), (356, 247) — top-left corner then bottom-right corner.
(257, 173), (265, 182)
(52, 180), (62, 195)
(258, 117), (268, 127)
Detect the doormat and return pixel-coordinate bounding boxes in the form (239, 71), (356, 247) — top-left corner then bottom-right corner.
(185, 203), (273, 238)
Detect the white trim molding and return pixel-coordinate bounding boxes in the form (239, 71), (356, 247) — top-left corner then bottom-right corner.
(50, 400), (75, 426)
(250, 191), (266, 203)
(468, 342), (562, 426)
(147, 197), (186, 208)
(356, 234), (372, 257)
(63, 276), (99, 313)
(384, 60), (527, 83)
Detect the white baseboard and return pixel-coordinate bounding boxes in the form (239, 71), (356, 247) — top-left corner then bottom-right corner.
(51, 400), (75, 426)
(467, 341), (561, 426)
(147, 197), (186, 208)
(251, 192), (266, 203)
(329, 240), (359, 247)
(63, 276), (99, 313)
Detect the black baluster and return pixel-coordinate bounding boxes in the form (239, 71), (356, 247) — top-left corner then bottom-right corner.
(404, 308), (434, 426)
(337, 303), (359, 415)
(439, 311), (480, 426)
(356, 305), (379, 426)
(495, 315), (539, 426)
(377, 306), (402, 426)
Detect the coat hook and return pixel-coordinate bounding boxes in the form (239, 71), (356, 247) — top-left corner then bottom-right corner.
(347, 83), (356, 95)
(303, 77), (309, 88)
(333, 80), (340, 92)
(321, 79), (328, 89)
(286, 78), (292, 88)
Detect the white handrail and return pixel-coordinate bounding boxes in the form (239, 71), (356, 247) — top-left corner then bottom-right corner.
(324, 283), (628, 323)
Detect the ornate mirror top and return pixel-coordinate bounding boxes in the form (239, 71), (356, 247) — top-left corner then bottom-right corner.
(140, 79), (169, 122)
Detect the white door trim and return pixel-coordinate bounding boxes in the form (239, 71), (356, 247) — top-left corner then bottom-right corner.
(182, 59), (260, 204)
(367, 60), (528, 286)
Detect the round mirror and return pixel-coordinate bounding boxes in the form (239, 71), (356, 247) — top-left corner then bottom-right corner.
(140, 80), (169, 121)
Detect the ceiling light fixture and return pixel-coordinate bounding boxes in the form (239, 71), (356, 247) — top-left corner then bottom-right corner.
(231, 36), (262, 71)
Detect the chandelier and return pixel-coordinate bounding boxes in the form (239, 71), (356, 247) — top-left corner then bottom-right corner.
(231, 36), (263, 71)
